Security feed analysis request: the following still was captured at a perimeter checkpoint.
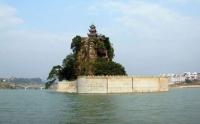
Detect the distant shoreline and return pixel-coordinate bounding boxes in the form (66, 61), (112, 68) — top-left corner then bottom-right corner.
(0, 82), (15, 89)
(171, 85), (200, 88)
(169, 82), (200, 88)
(0, 82), (44, 89)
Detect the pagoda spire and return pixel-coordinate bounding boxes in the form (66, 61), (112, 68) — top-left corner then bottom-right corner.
(87, 24), (97, 37)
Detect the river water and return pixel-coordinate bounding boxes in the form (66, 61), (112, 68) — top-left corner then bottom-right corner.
(0, 88), (200, 124)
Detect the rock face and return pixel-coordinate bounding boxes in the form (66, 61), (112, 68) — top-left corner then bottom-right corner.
(75, 25), (113, 75)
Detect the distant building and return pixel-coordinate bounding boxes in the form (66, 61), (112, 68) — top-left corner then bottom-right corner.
(184, 72), (198, 81)
(0, 78), (7, 82)
(168, 74), (185, 84)
(162, 72), (199, 84)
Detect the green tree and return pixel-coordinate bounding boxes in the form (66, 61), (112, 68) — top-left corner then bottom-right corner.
(45, 65), (62, 89)
(45, 54), (77, 88)
(103, 36), (114, 60)
(61, 54), (77, 80)
(94, 59), (126, 75)
(71, 35), (81, 55)
(47, 65), (62, 81)
(45, 79), (56, 89)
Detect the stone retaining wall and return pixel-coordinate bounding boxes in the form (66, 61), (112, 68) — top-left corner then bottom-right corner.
(56, 80), (76, 93)
(56, 76), (168, 93)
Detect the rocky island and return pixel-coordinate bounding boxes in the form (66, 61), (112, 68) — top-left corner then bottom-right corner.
(46, 25), (126, 88)
(46, 25), (168, 93)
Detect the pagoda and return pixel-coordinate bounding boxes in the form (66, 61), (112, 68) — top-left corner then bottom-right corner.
(87, 24), (97, 38)
(75, 25), (111, 75)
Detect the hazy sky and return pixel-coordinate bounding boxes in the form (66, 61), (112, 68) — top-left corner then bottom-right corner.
(0, 0), (200, 79)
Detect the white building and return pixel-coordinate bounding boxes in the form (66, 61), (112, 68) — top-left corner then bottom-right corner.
(168, 74), (186, 83)
(162, 72), (199, 84)
(184, 72), (198, 80)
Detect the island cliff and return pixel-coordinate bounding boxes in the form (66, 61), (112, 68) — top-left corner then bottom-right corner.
(46, 25), (126, 88)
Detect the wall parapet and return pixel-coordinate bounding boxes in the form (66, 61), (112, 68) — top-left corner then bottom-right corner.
(78, 75), (168, 78)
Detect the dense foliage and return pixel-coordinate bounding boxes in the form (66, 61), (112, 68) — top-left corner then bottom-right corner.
(94, 59), (126, 75)
(71, 36), (81, 55)
(61, 54), (77, 80)
(102, 36), (114, 60)
(45, 54), (77, 89)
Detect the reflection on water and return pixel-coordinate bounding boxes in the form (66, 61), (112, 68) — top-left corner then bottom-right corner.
(0, 89), (200, 124)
